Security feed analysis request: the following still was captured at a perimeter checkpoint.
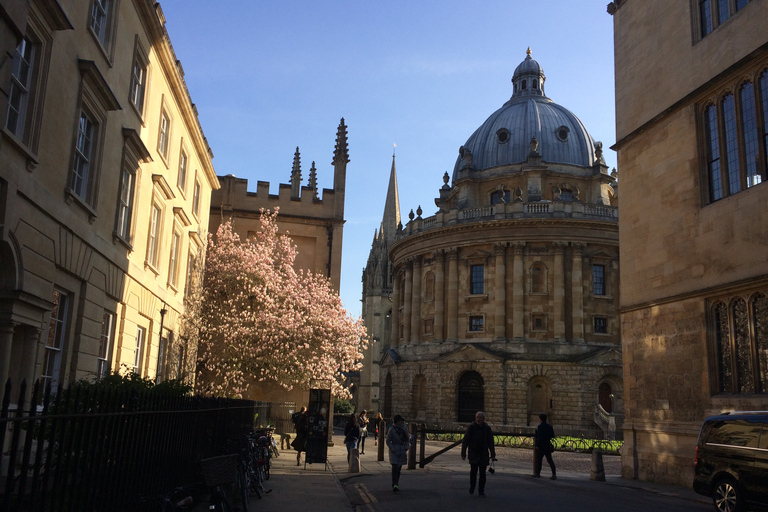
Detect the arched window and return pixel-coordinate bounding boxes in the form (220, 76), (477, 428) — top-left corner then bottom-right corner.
(491, 190), (510, 204)
(753, 293), (768, 393)
(732, 298), (753, 393)
(599, 382), (613, 413)
(424, 272), (435, 301)
(457, 371), (484, 422)
(531, 263), (546, 294)
(704, 104), (722, 201)
(722, 93), (741, 195)
(740, 82), (760, 187)
(521, 80), (527, 90)
(713, 301), (732, 393)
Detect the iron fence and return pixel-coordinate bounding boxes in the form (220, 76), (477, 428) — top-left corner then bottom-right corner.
(0, 379), (261, 511)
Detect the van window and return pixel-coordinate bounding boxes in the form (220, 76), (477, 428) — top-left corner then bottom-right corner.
(708, 419), (762, 448)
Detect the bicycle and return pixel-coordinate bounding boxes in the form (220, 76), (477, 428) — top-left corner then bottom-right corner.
(134, 483), (200, 511)
(199, 454), (238, 512)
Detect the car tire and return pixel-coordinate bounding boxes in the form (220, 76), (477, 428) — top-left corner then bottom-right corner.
(713, 478), (743, 512)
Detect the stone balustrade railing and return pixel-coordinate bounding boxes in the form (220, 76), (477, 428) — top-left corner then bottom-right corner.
(398, 201), (617, 239)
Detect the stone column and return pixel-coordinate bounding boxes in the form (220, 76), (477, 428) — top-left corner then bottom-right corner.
(403, 259), (413, 344)
(0, 323), (16, 388)
(410, 257), (422, 344)
(434, 250), (445, 342)
(552, 242), (567, 341)
(446, 248), (459, 342)
(571, 242), (586, 343)
(20, 327), (42, 394)
(511, 242), (526, 340)
(494, 243), (507, 340)
(391, 269), (401, 348)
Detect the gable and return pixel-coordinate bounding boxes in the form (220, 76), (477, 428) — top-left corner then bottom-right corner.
(578, 347), (622, 366)
(437, 343), (503, 363)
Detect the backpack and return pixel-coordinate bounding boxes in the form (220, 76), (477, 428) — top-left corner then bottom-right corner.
(291, 412), (300, 425)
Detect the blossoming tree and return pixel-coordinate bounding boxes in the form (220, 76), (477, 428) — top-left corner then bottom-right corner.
(192, 211), (367, 398)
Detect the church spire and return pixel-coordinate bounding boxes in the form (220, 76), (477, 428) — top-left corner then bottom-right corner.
(380, 149), (401, 242)
(308, 161), (318, 199)
(290, 147), (302, 198)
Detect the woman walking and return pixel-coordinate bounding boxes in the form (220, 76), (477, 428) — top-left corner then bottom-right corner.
(343, 413), (360, 464)
(386, 415), (410, 492)
(359, 410), (370, 455)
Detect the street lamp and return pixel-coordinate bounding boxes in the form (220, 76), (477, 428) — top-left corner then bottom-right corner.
(156, 305), (167, 381)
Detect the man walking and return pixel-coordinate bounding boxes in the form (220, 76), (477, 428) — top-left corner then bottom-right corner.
(533, 413), (557, 480)
(461, 411), (496, 498)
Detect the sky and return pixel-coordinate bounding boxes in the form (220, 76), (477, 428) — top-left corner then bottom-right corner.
(159, 1), (617, 319)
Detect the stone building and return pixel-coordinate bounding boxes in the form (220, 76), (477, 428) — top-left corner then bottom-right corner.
(359, 153), (401, 412)
(610, 0), (768, 485)
(0, 0), (218, 393)
(379, 51), (623, 433)
(208, 120), (349, 403)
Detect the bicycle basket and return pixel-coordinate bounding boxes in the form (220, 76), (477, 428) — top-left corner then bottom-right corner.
(200, 454), (239, 487)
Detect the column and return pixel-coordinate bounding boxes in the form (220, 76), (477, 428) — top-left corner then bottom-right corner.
(410, 257), (422, 344)
(553, 242), (567, 341)
(433, 250), (445, 342)
(571, 242), (586, 343)
(512, 242), (526, 340)
(390, 269), (401, 348)
(20, 327), (42, 396)
(493, 243), (507, 340)
(446, 248), (459, 342)
(0, 323), (16, 388)
(403, 260), (413, 344)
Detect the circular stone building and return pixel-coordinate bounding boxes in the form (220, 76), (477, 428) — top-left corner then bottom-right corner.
(380, 51), (623, 434)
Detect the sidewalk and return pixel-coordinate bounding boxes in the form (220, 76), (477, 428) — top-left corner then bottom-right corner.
(248, 429), (708, 511)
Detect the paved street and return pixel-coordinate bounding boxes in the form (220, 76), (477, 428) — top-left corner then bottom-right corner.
(246, 429), (713, 512)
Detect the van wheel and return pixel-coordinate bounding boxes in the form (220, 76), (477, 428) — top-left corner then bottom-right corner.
(713, 478), (743, 512)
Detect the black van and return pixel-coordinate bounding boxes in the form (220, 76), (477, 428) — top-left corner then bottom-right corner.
(693, 411), (768, 512)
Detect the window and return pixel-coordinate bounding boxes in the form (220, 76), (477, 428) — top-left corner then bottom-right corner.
(147, 204), (162, 268)
(97, 311), (114, 378)
(192, 179), (201, 218)
(697, 0), (751, 38)
(593, 264), (606, 296)
(5, 38), (35, 139)
(116, 163), (135, 241)
(594, 317), (608, 334)
(43, 289), (68, 390)
(531, 263), (546, 294)
(168, 230), (181, 287)
(178, 150), (188, 191)
(158, 109), (170, 159)
(129, 43), (148, 114)
(469, 316), (484, 332)
(90, 0), (110, 44)
(133, 326), (146, 374)
(71, 111), (96, 200)
(703, 71), (768, 203)
(531, 314), (547, 332)
(711, 293), (768, 394)
(470, 265), (484, 294)
(708, 419), (761, 448)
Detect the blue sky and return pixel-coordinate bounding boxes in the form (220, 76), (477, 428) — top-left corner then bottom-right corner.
(160, 1), (617, 318)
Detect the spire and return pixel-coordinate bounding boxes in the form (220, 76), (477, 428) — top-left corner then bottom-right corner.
(332, 118), (348, 220)
(380, 151), (401, 242)
(308, 161), (318, 199)
(332, 117), (350, 168)
(291, 147), (301, 198)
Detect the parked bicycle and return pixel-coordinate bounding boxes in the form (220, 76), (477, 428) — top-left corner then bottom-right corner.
(134, 483), (200, 511)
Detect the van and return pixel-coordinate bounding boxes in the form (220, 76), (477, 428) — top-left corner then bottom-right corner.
(693, 412), (768, 512)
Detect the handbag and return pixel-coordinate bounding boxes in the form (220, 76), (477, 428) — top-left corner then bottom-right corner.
(488, 459), (496, 475)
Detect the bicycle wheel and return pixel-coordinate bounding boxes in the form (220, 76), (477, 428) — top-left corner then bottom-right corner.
(238, 462), (249, 509)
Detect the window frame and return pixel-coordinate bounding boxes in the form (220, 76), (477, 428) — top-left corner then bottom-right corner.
(468, 315), (484, 332)
(133, 325), (146, 375)
(177, 146), (188, 194)
(146, 202), (163, 271)
(593, 316), (609, 335)
(168, 228), (182, 288)
(43, 288), (69, 390)
(593, 264), (606, 296)
(129, 36), (149, 118)
(192, 177), (201, 219)
(157, 101), (172, 163)
(97, 311), (115, 378)
(693, 0), (751, 41)
(5, 37), (36, 142)
(88, 0), (120, 60)
(470, 264), (484, 295)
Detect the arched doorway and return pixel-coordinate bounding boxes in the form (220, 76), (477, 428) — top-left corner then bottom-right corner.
(599, 382), (613, 413)
(383, 373), (393, 418)
(457, 371), (484, 422)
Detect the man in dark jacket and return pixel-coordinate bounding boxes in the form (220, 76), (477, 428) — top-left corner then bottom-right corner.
(461, 411), (496, 497)
(533, 413), (557, 479)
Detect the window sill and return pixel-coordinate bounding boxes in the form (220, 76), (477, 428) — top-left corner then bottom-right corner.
(65, 188), (97, 223)
(464, 294), (488, 301)
(88, 27), (114, 67)
(144, 261), (160, 276)
(1, 129), (40, 171)
(592, 294), (613, 300)
(113, 232), (133, 251)
(129, 100), (145, 125)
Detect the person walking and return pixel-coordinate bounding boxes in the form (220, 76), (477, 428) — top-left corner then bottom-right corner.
(533, 413), (557, 480)
(343, 413), (360, 464)
(386, 414), (409, 492)
(291, 406), (309, 466)
(359, 410), (370, 455)
(460, 411), (496, 498)
(373, 412), (384, 446)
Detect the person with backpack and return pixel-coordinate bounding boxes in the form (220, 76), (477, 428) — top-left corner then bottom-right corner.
(461, 411), (497, 498)
(290, 406), (308, 466)
(386, 414), (410, 492)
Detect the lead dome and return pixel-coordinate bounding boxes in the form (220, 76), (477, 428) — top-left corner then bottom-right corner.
(453, 49), (598, 182)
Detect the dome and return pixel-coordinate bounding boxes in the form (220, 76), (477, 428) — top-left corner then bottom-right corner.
(453, 50), (598, 181)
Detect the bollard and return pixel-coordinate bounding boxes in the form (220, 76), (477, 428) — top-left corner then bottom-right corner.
(407, 423), (417, 470)
(349, 447), (361, 473)
(590, 449), (606, 481)
(378, 420), (386, 461)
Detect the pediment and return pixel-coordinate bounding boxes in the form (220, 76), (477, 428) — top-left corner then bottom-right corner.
(380, 348), (402, 367)
(463, 249), (492, 261)
(437, 343), (503, 363)
(578, 347), (622, 366)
